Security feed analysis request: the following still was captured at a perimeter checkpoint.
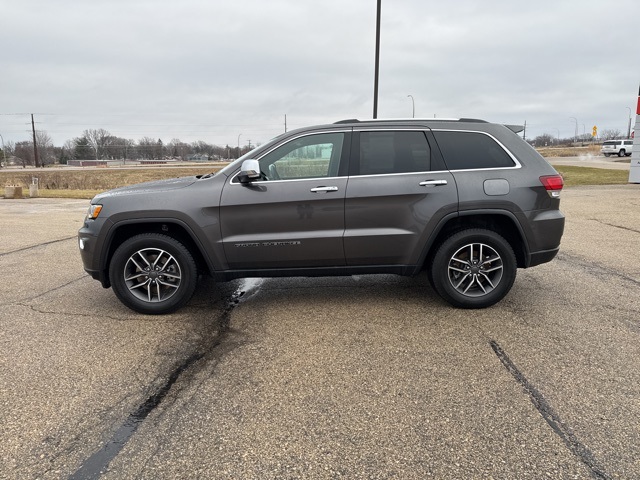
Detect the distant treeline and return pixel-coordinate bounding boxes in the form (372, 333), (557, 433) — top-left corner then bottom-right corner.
(1, 128), (254, 167)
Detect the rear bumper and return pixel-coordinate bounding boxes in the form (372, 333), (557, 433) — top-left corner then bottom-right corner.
(528, 247), (560, 267)
(522, 209), (565, 268)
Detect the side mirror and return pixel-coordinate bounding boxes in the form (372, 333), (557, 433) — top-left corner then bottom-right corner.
(238, 159), (261, 184)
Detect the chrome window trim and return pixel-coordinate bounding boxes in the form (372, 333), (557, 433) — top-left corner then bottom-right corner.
(352, 127), (521, 173)
(230, 174), (347, 186)
(229, 127), (523, 185)
(347, 170), (449, 179)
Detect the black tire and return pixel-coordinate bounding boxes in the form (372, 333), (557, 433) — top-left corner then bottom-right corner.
(430, 229), (516, 309)
(603, 153), (610, 158)
(618, 149), (626, 157)
(109, 233), (198, 314)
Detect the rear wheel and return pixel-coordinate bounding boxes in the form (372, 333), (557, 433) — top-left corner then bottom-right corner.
(431, 229), (516, 309)
(618, 149), (626, 157)
(109, 233), (198, 314)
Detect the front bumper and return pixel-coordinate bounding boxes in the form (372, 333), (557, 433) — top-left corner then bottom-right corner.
(78, 225), (111, 288)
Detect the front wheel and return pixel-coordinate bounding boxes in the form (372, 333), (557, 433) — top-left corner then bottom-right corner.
(430, 229), (517, 309)
(618, 149), (626, 157)
(109, 233), (198, 314)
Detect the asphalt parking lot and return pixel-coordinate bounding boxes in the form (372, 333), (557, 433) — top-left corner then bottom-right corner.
(1, 184), (639, 479)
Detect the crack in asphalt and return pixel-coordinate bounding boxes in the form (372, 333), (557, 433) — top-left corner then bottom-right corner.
(68, 280), (260, 480)
(0, 235), (77, 257)
(591, 219), (640, 235)
(0, 276), (88, 308)
(556, 252), (640, 289)
(19, 303), (128, 322)
(25, 275), (90, 301)
(490, 340), (611, 480)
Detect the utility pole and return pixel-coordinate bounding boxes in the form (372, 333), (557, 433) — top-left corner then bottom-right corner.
(31, 114), (41, 168)
(373, 0), (381, 119)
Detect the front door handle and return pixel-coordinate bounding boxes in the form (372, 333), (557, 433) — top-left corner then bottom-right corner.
(310, 186), (339, 193)
(419, 180), (448, 187)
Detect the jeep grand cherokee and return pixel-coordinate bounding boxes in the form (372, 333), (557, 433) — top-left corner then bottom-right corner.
(78, 118), (565, 314)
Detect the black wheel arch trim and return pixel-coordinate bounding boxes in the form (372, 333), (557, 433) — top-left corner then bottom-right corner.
(99, 217), (216, 279)
(415, 209), (532, 273)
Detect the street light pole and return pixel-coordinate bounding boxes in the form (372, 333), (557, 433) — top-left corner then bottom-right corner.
(372, 0), (381, 119)
(407, 95), (415, 118)
(569, 117), (578, 146)
(237, 133), (242, 159)
(626, 107), (632, 138)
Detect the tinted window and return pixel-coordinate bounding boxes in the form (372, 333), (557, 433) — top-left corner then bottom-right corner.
(358, 131), (431, 175)
(434, 131), (515, 170)
(258, 133), (344, 180)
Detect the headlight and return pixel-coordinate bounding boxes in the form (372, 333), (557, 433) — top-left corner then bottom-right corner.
(87, 204), (103, 220)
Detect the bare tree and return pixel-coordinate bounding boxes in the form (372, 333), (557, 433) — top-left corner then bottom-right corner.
(600, 129), (622, 141)
(14, 141), (34, 167)
(83, 128), (113, 159)
(35, 130), (55, 165)
(168, 138), (190, 160)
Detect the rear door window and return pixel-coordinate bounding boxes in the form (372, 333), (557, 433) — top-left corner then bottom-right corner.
(434, 131), (516, 170)
(356, 131), (432, 175)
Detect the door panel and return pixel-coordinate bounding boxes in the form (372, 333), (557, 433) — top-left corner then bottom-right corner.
(220, 132), (349, 270)
(344, 172), (457, 265)
(344, 129), (458, 266)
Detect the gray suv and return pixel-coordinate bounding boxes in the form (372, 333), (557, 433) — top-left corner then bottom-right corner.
(78, 118), (565, 314)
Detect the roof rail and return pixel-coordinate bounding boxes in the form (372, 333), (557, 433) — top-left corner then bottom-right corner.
(334, 118), (490, 124)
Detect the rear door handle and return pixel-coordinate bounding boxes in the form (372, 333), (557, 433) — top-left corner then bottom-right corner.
(310, 186), (339, 193)
(419, 180), (448, 187)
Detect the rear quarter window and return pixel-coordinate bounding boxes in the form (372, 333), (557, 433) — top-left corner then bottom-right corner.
(433, 131), (516, 170)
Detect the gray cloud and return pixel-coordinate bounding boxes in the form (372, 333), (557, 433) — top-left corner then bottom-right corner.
(1, 0), (637, 147)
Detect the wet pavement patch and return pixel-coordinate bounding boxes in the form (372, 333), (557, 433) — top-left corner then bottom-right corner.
(69, 353), (203, 480)
(69, 278), (262, 479)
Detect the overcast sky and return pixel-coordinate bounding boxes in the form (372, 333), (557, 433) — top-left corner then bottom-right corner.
(1, 0), (637, 148)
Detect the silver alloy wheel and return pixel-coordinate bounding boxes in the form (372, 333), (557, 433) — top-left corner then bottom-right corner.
(123, 248), (182, 303)
(447, 242), (503, 297)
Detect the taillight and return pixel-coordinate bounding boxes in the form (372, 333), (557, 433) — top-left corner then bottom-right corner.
(540, 175), (563, 198)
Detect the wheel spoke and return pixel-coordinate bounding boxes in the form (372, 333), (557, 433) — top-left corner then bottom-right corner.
(160, 272), (181, 280)
(476, 276), (487, 293)
(130, 256), (146, 272)
(462, 276), (476, 294)
(452, 256), (471, 266)
(125, 272), (147, 282)
(455, 273), (471, 289)
(136, 251), (152, 268)
(483, 265), (503, 274)
(157, 279), (179, 289)
(449, 265), (468, 274)
(128, 278), (151, 291)
(480, 272), (495, 289)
